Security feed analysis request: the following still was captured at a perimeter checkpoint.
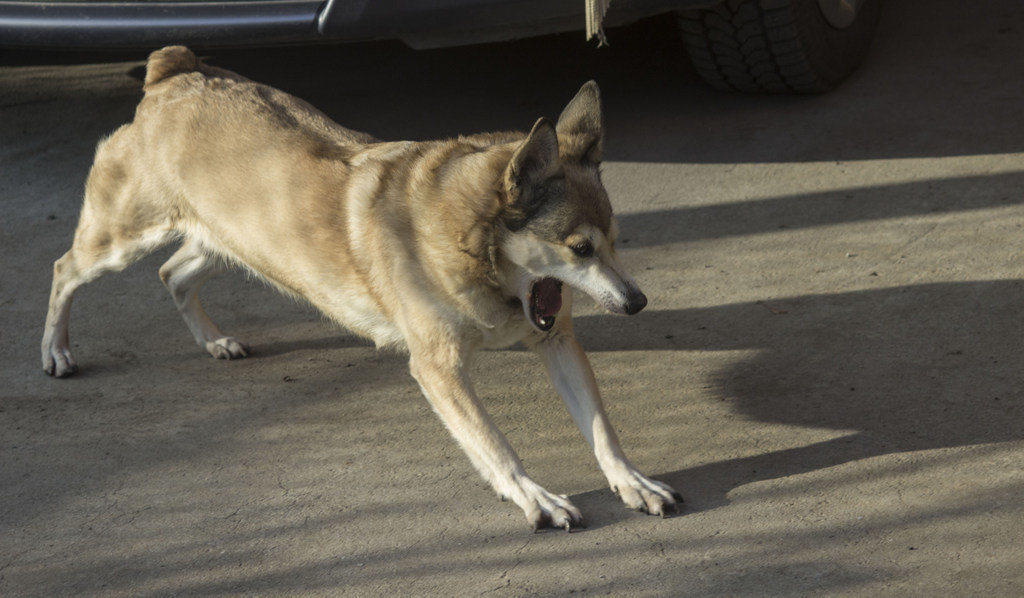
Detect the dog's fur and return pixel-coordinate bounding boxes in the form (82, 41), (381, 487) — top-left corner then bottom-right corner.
(41, 46), (680, 530)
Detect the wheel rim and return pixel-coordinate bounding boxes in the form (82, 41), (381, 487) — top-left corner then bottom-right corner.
(817, 0), (861, 29)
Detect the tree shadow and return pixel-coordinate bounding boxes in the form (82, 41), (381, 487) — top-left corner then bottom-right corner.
(614, 172), (1024, 248)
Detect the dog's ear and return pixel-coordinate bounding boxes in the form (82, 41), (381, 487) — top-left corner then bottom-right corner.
(556, 80), (603, 163)
(503, 118), (559, 230)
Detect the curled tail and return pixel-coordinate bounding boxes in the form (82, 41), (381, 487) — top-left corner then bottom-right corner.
(144, 45), (199, 88)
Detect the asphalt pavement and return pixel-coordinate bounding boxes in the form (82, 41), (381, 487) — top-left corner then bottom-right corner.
(2, 0), (1023, 595)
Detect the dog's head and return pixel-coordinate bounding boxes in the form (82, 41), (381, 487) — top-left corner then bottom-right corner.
(498, 81), (646, 332)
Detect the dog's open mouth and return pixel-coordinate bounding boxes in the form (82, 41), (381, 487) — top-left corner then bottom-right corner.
(526, 277), (563, 331)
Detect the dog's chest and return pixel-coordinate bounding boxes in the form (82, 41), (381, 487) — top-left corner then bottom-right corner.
(475, 311), (534, 349)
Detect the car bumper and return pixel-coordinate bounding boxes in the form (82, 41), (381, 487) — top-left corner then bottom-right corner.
(0, 0), (714, 49)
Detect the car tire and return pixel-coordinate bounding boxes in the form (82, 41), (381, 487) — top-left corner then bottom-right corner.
(678, 0), (882, 93)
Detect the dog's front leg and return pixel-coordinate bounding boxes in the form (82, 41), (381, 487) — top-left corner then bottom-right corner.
(407, 336), (584, 531)
(530, 330), (682, 516)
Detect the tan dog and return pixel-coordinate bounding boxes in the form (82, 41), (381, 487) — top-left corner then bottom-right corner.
(41, 46), (680, 530)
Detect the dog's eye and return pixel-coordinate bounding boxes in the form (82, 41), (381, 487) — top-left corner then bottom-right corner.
(570, 241), (594, 258)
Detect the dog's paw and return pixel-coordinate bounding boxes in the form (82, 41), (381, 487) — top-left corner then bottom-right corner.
(205, 337), (250, 360)
(507, 477), (585, 532)
(43, 346), (78, 378)
(609, 468), (682, 517)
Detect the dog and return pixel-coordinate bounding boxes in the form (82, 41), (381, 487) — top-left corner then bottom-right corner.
(41, 46), (681, 530)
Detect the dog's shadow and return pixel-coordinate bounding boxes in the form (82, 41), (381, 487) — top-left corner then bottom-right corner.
(564, 279), (1024, 528)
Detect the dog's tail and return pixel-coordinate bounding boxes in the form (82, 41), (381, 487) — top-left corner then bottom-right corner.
(144, 45), (199, 88)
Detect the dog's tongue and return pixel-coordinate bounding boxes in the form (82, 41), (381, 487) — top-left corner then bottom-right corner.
(534, 278), (562, 317)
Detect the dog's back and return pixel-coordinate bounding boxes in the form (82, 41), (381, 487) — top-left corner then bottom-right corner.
(50, 46), (525, 355)
(141, 46), (376, 157)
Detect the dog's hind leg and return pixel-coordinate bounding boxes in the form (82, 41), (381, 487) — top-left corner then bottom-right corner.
(41, 250), (88, 378)
(41, 215), (174, 377)
(159, 238), (249, 360)
(42, 129), (180, 377)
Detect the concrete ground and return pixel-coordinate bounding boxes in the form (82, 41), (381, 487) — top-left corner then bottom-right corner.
(2, 0), (1023, 595)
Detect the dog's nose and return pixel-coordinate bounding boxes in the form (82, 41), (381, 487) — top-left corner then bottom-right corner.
(624, 290), (647, 315)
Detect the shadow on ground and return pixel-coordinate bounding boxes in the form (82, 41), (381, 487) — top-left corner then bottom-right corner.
(570, 277), (1023, 518)
(4, 1), (1024, 165)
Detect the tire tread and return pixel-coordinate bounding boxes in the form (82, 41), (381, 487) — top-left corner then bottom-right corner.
(678, 0), (878, 93)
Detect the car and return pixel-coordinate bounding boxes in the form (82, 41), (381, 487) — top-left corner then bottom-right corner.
(0, 0), (881, 93)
